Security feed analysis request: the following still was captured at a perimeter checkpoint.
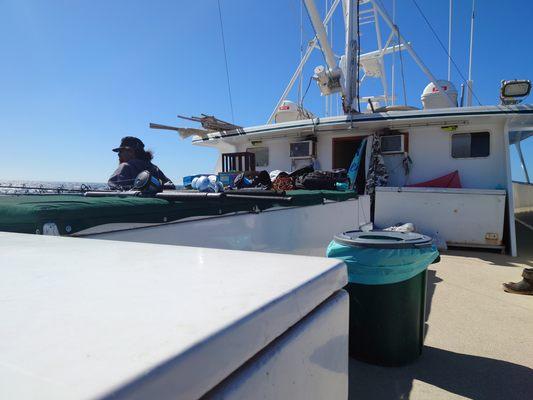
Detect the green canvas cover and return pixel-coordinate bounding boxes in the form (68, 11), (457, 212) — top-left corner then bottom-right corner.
(0, 190), (357, 235)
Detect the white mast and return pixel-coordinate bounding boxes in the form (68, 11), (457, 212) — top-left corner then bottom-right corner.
(343, 0), (357, 112)
(268, 0), (455, 123)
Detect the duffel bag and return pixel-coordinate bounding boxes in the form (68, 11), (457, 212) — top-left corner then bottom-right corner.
(295, 171), (338, 190)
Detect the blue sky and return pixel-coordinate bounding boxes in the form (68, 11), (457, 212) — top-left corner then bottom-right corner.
(0, 0), (531, 183)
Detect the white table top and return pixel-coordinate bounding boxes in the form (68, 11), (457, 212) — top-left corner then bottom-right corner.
(0, 233), (346, 400)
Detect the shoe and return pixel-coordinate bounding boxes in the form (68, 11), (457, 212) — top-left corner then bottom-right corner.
(503, 268), (533, 295)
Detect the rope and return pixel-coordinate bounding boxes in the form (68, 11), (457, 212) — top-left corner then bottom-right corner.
(410, 0), (482, 106)
(217, 0), (236, 123)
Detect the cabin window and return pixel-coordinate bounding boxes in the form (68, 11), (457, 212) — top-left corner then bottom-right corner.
(451, 132), (490, 158)
(246, 147), (269, 167)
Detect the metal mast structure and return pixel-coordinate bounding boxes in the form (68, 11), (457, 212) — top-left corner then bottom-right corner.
(267, 0), (453, 123)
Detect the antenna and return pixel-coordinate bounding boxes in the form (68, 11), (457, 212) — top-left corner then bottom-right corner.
(466, 0), (475, 106)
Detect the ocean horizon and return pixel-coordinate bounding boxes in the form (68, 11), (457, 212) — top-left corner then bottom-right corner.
(0, 179), (184, 195)
(0, 179), (109, 195)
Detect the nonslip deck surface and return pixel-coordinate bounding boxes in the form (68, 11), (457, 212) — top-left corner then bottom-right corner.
(349, 224), (533, 399)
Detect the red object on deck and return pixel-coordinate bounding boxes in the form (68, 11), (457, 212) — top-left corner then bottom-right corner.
(407, 170), (462, 188)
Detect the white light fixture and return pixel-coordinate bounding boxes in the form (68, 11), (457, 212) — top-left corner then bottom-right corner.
(313, 65), (342, 96)
(500, 80), (531, 105)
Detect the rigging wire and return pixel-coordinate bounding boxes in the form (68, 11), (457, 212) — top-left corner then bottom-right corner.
(300, 76), (314, 108)
(410, 0), (482, 106)
(397, 27), (408, 106)
(217, 0), (236, 123)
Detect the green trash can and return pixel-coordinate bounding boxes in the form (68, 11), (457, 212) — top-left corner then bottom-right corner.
(326, 230), (439, 366)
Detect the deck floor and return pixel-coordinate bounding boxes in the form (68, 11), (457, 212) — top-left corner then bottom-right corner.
(349, 222), (533, 399)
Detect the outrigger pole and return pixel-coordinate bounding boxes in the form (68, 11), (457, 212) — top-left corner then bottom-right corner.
(304, 0), (338, 72)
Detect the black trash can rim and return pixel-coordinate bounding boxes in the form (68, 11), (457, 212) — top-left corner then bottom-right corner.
(334, 230), (433, 249)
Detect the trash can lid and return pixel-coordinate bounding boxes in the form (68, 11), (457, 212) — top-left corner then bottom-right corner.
(334, 230), (433, 249)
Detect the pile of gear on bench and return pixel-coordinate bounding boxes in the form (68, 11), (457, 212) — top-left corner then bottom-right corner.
(189, 166), (351, 193)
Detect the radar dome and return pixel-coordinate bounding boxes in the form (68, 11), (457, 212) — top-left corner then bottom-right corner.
(421, 80), (458, 109)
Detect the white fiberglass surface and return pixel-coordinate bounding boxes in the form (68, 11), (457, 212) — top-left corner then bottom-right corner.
(375, 189), (506, 246)
(84, 198), (371, 257)
(206, 290), (349, 400)
(0, 232), (346, 400)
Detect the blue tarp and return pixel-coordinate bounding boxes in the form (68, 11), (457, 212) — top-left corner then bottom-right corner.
(347, 138), (367, 190)
(326, 241), (439, 285)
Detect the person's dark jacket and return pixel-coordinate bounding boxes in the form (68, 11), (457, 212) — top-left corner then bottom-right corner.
(108, 159), (173, 189)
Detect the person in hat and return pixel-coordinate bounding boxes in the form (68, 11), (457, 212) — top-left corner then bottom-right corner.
(108, 136), (174, 189)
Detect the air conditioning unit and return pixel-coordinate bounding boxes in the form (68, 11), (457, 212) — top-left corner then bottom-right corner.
(381, 135), (405, 154)
(290, 140), (315, 158)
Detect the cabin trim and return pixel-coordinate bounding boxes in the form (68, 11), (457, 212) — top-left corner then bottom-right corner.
(192, 107), (533, 144)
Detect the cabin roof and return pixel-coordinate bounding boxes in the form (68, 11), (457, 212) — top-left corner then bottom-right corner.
(192, 104), (533, 145)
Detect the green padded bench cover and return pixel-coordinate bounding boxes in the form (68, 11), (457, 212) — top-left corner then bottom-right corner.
(0, 190), (357, 235)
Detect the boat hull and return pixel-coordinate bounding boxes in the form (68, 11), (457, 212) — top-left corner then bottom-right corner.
(80, 197), (371, 256)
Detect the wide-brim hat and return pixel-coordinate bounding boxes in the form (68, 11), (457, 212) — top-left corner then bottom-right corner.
(112, 136), (145, 152)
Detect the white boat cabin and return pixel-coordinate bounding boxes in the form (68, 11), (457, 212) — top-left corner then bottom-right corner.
(153, 0), (533, 257)
(193, 104), (533, 256)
